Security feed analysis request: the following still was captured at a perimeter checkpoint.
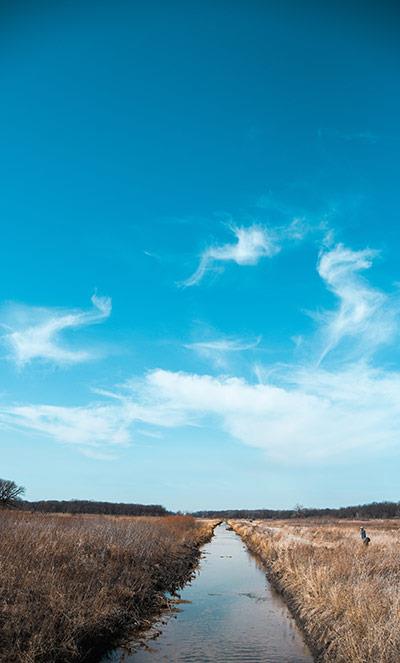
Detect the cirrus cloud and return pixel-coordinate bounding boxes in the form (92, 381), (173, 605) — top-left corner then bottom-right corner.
(2, 361), (400, 463)
(1, 294), (111, 367)
(182, 225), (280, 286)
(2, 240), (400, 464)
(316, 244), (396, 363)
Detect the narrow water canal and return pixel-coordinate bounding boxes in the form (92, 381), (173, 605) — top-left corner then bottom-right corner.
(108, 523), (313, 662)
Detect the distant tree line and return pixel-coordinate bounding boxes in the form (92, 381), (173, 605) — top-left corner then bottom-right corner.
(2, 475), (400, 520)
(192, 501), (400, 520)
(22, 500), (169, 516)
(0, 478), (169, 516)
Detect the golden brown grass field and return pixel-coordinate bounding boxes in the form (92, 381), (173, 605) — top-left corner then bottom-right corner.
(230, 519), (400, 663)
(0, 511), (216, 662)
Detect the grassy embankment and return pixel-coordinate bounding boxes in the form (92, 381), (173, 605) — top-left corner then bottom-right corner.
(230, 519), (400, 663)
(0, 511), (216, 662)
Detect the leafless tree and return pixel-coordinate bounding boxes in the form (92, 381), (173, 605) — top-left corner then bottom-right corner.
(0, 479), (25, 508)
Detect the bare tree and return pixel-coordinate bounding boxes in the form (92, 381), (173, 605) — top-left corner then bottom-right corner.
(0, 479), (25, 508)
(292, 503), (305, 518)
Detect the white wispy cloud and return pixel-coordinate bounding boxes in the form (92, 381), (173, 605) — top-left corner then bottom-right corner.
(316, 244), (395, 363)
(182, 225), (279, 286)
(4, 359), (400, 464)
(0, 402), (129, 446)
(182, 218), (318, 287)
(185, 335), (261, 368)
(1, 294), (111, 367)
(79, 448), (119, 461)
(2, 360), (400, 463)
(134, 365), (400, 460)
(185, 336), (261, 354)
(0, 374), (189, 456)
(2, 240), (400, 464)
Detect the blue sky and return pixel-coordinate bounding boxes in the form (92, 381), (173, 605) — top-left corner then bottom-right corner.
(1, 1), (400, 510)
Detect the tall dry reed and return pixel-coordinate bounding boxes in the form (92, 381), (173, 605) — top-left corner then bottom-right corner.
(230, 519), (400, 662)
(0, 511), (215, 662)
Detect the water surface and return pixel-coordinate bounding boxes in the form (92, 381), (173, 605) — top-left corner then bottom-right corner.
(107, 523), (313, 662)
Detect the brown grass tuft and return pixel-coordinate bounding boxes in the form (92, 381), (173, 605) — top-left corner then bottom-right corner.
(0, 510), (215, 662)
(230, 519), (400, 662)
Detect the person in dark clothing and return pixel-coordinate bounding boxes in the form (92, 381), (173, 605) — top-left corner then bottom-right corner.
(360, 526), (370, 545)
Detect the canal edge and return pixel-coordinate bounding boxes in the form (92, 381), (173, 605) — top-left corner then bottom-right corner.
(227, 520), (320, 663)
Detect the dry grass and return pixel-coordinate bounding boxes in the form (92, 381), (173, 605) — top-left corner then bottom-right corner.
(229, 519), (400, 662)
(0, 511), (216, 662)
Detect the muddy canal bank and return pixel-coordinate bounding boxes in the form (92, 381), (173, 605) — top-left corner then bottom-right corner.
(106, 523), (313, 662)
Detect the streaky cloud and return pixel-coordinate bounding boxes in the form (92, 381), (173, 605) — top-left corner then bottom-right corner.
(138, 363), (400, 460)
(317, 244), (395, 363)
(182, 225), (279, 286)
(0, 401), (131, 448)
(0, 378), (189, 454)
(1, 294), (111, 367)
(4, 360), (400, 463)
(2, 240), (400, 464)
(185, 336), (261, 353)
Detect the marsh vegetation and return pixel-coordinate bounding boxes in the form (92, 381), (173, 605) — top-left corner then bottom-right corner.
(231, 519), (400, 663)
(0, 511), (215, 662)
